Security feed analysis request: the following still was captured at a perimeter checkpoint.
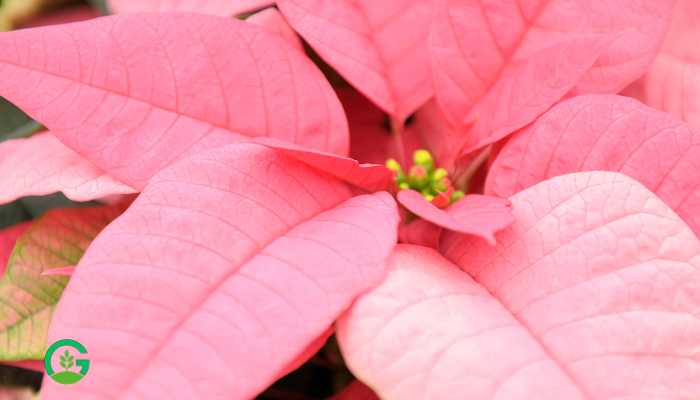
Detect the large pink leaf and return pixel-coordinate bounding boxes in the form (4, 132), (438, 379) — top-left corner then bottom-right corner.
(0, 133), (135, 203)
(397, 190), (513, 245)
(277, 0), (434, 121)
(341, 172), (700, 399)
(624, 0), (700, 128)
(43, 143), (399, 399)
(430, 0), (673, 150)
(0, 13), (348, 189)
(108, 0), (273, 15)
(486, 94), (700, 236)
(0, 205), (124, 362)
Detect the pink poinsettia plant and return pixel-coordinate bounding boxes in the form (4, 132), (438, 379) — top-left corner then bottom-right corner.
(1, 0), (700, 398)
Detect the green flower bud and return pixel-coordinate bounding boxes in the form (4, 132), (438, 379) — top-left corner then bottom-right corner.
(413, 149), (434, 170)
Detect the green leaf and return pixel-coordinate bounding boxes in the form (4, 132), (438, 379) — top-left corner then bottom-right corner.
(0, 204), (125, 361)
(0, 98), (41, 142)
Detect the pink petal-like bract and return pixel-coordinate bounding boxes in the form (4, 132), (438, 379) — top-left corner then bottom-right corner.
(625, 0), (700, 128)
(397, 190), (513, 244)
(0, 13), (348, 189)
(277, 0), (434, 121)
(0, 223), (29, 277)
(254, 138), (393, 192)
(247, 7), (303, 51)
(109, 0), (273, 15)
(431, 0), (673, 154)
(341, 172), (700, 399)
(43, 144), (399, 399)
(487, 94), (700, 236)
(0, 133), (136, 203)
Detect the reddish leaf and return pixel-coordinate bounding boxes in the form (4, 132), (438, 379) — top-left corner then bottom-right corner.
(278, 0), (434, 120)
(0, 223), (29, 277)
(486, 94), (700, 236)
(430, 0), (673, 155)
(624, 0), (700, 128)
(20, 5), (98, 28)
(109, 0), (273, 15)
(330, 380), (379, 400)
(397, 190), (513, 245)
(0, 133), (136, 203)
(398, 219), (440, 248)
(43, 144), (399, 399)
(341, 172), (700, 399)
(0, 205), (124, 362)
(0, 13), (348, 189)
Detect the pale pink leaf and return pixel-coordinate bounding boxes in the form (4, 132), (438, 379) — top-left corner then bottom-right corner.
(0, 133), (136, 203)
(277, 0), (434, 120)
(43, 144), (399, 399)
(486, 94), (700, 236)
(342, 172), (700, 399)
(109, 0), (273, 15)
(625, 0), (700, 128)
(254, 137), (393, 192)
(247, 7), (303, 51)
(0, 13), (348, 189)
(397, 190), (513, 244)
(431, 0), (673, 151)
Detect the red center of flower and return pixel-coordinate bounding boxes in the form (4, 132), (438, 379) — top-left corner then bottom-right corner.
(386, 149), (464, 209)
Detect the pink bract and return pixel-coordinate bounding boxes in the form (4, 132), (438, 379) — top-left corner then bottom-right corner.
(0, 13), (348, 189)
(278, 0), (434, 121)
(43, 143), (399, 399)
(0, 133), (136, 203)
(340, 172), (700, 399)
(487, 94), (700, 236)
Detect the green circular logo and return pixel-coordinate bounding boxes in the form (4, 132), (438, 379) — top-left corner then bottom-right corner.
(44, 339), (90, 385)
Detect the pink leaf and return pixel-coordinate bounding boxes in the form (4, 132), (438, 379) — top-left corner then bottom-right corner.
(247, 7), (303, 51)
(3, 360), (43, 372)
(109, 0), (273, 15)
(624, 0), (700, 128)
(486, 94), (700, 236)
(430, 0), (673, 151)
(0, 205), (124, 362)
(0, 133), (136, 203)
(41, 266), (75, 277)
(277, 0), (434, 120)
(341, 171), (700, 399)
(0, 223), (29, 277)
(398, 219), (441, 248)
(0, 13), (348, 189)
(254, 137), (393, 192)
(397, 190), (513, 245)
(43, 143), (399, 399)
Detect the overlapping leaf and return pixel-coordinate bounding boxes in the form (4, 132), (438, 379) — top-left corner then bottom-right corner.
(624, 0), (700, 128)
(278, 0), (434, 121)
(0, 133), (135, 203)
(43, 143), (399, 399)
(430, 0), (674, 160)
(340, 172), (700, 399)
(0, 13), (348, 189)
(0, 205), (124, 361)
(486, 95), (700, 236)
